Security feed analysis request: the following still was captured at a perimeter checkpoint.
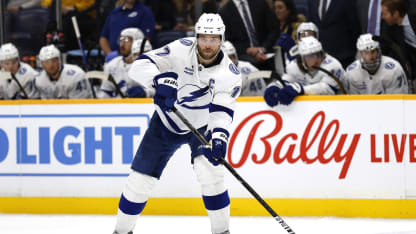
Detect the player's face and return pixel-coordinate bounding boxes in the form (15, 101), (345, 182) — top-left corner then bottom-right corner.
(361, 49), (379, 64)
(197, 34), (222, 61)
(119, 36), (133, 57)
(303, 52), (322, 69)
(0, 58), (19, 74)
(381, 6), (398, 26)
(274, 0), (289, 22)
(42, 58), (60, 77)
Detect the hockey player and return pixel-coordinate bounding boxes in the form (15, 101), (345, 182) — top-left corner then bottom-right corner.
(344, 33), (408, 94)
(35, 45), (92, 99)
(105, 28), (144, 63)
(264, 36), (345, 107)
(114, 13), (241, 234)
(0, 43), (38, 99)
(98, 29), (151, 98)
(222, 40), (265, 96)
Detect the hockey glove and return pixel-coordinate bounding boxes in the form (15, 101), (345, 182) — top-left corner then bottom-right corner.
(127, 85), (146, 98)
(277, 82), (304, 105)
(264, 83), (282, 107)
(153, 72), (178, 111)
(202, 130), (229, 166)
(276, 33), (296, 53)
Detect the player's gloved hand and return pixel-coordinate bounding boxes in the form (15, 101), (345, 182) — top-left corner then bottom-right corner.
(277, 82), (304, 105)
(127, 85), (146, 98)
(264, 83), (282, 107)
(153, 72), (178, 111)
(202, 130), (229, 166)
(276, 33), (296, 52)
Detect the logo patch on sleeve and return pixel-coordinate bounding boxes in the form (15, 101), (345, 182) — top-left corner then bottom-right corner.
(347, 62), (357, 71)
(384, 62), (395, 70)
(229, 63), (240, 75)
(179, 39), (193, 46)
(241, 67), (251, 74)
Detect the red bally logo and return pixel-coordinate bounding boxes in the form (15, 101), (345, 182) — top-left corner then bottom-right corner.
(228, 110), (361, 179)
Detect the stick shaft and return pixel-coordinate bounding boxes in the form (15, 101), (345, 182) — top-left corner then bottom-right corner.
(108, 74), (126, 98)
(11, 73), (28, 99)
(71, 16), (96, 98)
(312, 66), (347, 94)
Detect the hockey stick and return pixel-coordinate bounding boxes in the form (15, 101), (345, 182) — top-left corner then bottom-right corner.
(248, 70), (286, 86)
(71, 16), (97, 98)
(0, 71), (28, 98)
(172, 106), (296, 234)
(312, 66), (347, 94)
(84, 70), (126, 98)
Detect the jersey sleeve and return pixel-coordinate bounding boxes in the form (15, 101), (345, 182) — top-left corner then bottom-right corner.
(383, 61), (408, 94)
(128, 40), (182, 97)
(208, 62), (242, 139)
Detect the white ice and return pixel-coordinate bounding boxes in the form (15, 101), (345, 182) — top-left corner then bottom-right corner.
(1, 214), (416, 234)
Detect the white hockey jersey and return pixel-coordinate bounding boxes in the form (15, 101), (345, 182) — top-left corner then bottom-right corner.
(344, 56), (408, 94)
(98, 56), (143, 98)
(34, 64), (92, 99)
(0, 62), (39, 99)
(283, 54), (346, 95)
(238, 60), (266, 96)
(128, 37), (242, 135)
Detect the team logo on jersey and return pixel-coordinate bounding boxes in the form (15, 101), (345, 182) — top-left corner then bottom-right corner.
(385, 62), (395, 70)
(322, 58), (332, 65)
(156, 46), (170, 56)
(184, 66), (194, 75)
(229, 63), (240, 75)
(179, 39), (193, 46)
(347, 62), (357, 71)
(240, 67), (251, 74)
(177, 85), (210, 109)
(18, 67), (27, 75)
(67, 69), (75, 76)
(128, 11), (138, 18)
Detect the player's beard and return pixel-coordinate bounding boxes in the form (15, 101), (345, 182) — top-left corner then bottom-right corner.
(197, 46), (220, 64)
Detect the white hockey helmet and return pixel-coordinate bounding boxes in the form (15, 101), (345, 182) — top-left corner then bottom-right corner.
(298, 36), (323, 56)
(131, 38), (153, 55)
(222, 41), (237, 56)
(0, 43), (19, 61)
(120, 27), (144, 41)
(195, 13), (225, 42)
(296, 22), (319, 40)
(38, 44), (61, 62)
(356, 33), (379, 51)
(356, 33), (381, 71)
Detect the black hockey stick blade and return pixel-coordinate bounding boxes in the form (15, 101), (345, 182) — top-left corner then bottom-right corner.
(172, 106), (296, 234)
(312, 66), (347, 94)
